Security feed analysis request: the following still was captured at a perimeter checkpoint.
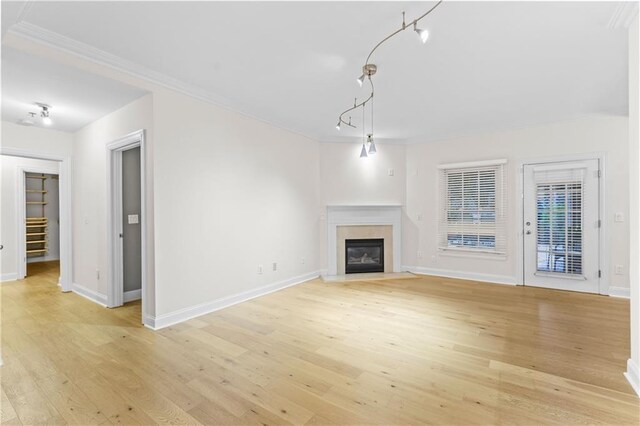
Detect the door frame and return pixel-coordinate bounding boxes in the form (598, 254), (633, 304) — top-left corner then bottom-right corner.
(0, 148), (73, 292)
(106, 130), (147, 321)
(17, 164), (60, 279)
(516, 152), (607, 294)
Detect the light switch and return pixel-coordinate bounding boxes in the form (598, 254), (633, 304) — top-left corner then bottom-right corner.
(615, 213), (624, 223)
(128, 214), (139, 224)
(388, 168), (394, 176)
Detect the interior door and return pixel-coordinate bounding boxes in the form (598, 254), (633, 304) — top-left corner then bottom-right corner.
(523, 159), (600, 293)
(121, 147), (142, 301)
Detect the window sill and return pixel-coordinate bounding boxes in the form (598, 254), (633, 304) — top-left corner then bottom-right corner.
(438, 248), (508, 260)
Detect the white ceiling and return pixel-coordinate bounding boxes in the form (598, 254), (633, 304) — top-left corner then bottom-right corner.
(1, 46), (148, 132)
(1, 1), (632, 142)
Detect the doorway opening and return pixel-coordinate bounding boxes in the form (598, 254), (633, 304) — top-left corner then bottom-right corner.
(106, 130), (148, 325)
(0, 150), (72, 291)
(25, 172), (60, 279)
(521, 157), (603, 294)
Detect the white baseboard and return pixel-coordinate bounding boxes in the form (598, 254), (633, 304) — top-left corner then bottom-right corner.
(1, 273), (19, 282)
(146, 270), (320, 330)
(72, 282), (107, 307)
(608, 286), (631, 298)
(124, 289), (141, 303)
(402, 265), (517, 286)
(625, 358), (640, 397)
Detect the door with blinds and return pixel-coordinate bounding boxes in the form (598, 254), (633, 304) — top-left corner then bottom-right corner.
(523, 159), (600, 293)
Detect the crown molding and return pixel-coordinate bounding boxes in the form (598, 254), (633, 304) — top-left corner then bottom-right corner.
(7, 21), (315, 141)
(16, 1), (35, 24)
(607, 2), (639, 30)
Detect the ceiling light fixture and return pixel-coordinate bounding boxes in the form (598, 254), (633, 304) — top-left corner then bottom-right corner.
(414, 23), (429, 43)
(367, 95), (376, 155)
(360, 97), (368, 158)
(36, 102), (52, 126)
(336, 1), (443, 157)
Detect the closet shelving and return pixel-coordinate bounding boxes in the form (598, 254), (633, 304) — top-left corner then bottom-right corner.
(25, 174), (48, 257)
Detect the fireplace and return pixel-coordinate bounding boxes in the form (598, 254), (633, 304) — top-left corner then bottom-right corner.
(345, 238), (384, 274)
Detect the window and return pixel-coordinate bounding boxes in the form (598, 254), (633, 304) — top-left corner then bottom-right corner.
(438, 160), (507, 254)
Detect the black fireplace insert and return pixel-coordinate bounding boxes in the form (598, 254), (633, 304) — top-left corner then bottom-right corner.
(345, 238), (384, 274)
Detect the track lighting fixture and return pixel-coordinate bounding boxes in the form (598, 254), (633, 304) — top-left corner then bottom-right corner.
(36, 103), (52, 126)
(335, 1), (443, 156)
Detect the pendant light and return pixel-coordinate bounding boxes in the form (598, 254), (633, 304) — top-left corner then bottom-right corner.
(368, 96), (376, 154)
(360, 100), (368, 158)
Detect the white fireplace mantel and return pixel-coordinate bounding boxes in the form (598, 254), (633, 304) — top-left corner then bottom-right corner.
(326, 205), (402, 276)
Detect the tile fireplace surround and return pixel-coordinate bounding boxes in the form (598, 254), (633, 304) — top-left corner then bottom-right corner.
(326, 205), (402, 276)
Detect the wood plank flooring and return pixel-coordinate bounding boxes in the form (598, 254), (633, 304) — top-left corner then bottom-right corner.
(2, 263), (639, 425)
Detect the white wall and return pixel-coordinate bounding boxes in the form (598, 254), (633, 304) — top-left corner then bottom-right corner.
(1, 121), (74, 157)
(1, 156), (60, 280)
(152, 88), (320, 319)
(320, 143), (406, 206)
(73, 94), (154, 314)
(404, 116), (629, 291)
(627, 13), (639, 396)
(43, 174), (60, 262)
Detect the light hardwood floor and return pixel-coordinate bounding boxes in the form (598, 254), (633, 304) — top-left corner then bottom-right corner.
(2, 263), (639, 425)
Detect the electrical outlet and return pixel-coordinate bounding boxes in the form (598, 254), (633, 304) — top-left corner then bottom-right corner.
(417, 251), (422, 259)
(301, 257), (305, 265)
(615, 264), (624, 275)
(615, 212), (624, 222)
(388, 168), (395, 176)
(272, 262), (277, 271)
(417, 214), (423, 221)
(258, 265), (263, 274)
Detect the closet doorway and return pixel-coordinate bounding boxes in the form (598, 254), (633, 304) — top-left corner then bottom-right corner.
(24, 171), (60, 279)
(1, 149), (73, 292)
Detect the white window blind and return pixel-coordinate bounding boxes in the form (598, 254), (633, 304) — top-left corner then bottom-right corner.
(534, 165), (585, 276)
(438, 160), (507, 254)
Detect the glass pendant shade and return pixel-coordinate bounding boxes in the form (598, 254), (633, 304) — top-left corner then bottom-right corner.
(360, 143), (368, 158)
(368, 139), (377, 154)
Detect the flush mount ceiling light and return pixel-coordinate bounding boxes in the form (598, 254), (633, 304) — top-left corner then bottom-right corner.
(35, 102), (52, 126)
(336, 1), (443, 157)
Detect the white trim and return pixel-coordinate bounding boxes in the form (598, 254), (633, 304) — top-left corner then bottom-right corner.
(327, 205), (402, 276)
(608, 286), (631, 298)
(7, 22), (311, 142)
(437, 158), (507, 170)
(608, 2), (639, 29)
(106, 130), (148, 327)
(516, 152), (607, 294)
(403, 265), (517, 286)
(146, 271), (320, 330)
(1, 273), (19, 282)
(625, 359), (640, 397)
(124, 289), (141, 303)
(1, 148), (73, 292)
(438, 250), (509, 261)
(72, 282), (107, 307)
